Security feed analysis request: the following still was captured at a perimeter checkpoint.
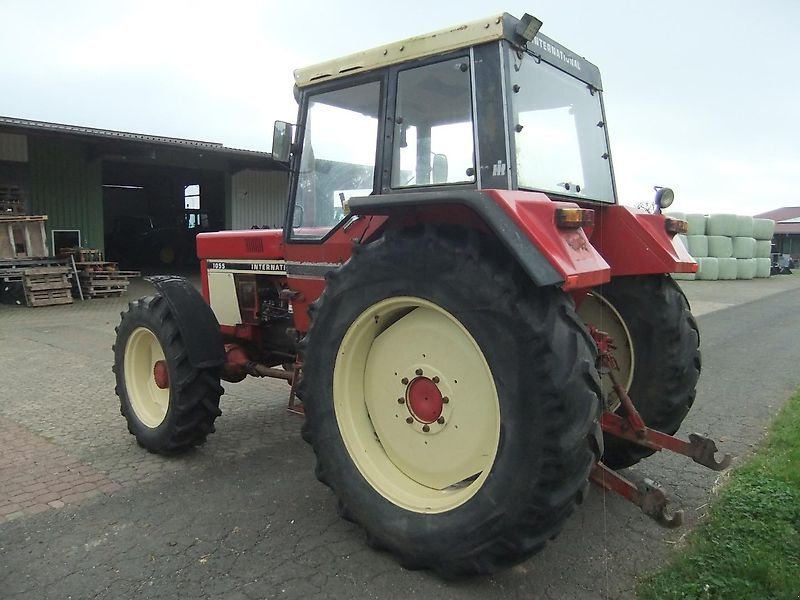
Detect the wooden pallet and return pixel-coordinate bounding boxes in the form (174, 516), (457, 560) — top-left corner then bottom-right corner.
(23, 267), (71, 290)
(25, 287), (73, 307)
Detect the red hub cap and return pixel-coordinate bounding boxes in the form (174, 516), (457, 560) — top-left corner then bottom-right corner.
(153, 360), (169, 389)
(406, 377), (443, 424)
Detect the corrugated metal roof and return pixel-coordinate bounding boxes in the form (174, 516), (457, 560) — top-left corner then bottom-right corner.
(0, 115), (275, 161)
(754, 207), (800, 235)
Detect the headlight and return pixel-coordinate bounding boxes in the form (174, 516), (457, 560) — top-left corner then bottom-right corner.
(654, 186), (675, 210)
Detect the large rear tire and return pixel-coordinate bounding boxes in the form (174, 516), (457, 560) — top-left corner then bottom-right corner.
(112, 294), (223, 453)
(578, 275), (701, 470)
(299, 228), (602, 576)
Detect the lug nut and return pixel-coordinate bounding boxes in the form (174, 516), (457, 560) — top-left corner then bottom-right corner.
(432, 376), (440, 383)
(401, 377), (409, 385)
(397, 397), (405, 404)
(442, 396), (449, 404)
(437, 417), (445, 424)
(422, 425), (430, 433)
(415, 368), (423, 376)
(406, 417), (413, 424)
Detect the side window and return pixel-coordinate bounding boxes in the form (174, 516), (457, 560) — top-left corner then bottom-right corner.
(292, 81), (381, 239)
(392, 57), (475, 188)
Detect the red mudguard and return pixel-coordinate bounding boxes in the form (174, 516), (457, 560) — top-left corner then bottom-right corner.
(589, 205), (697, 276)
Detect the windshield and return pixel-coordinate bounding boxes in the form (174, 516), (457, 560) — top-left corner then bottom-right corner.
(509, 51), (615, 203)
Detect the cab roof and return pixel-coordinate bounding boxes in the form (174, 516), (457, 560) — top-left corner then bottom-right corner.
(293, 13), (602, 91)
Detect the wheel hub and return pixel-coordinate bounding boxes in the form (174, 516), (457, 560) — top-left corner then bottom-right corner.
(153, 360), (169, 389)
(406, 376), (443, 424)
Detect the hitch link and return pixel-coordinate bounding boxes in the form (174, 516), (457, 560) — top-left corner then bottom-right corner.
(590, 462), (683, 528)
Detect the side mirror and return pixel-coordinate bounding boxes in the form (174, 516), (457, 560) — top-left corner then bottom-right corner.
(432, 153), (448, 184)
(272, 121), (294, 163)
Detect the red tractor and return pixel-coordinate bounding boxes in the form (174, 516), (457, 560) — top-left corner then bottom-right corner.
(113, 13), (728, 576)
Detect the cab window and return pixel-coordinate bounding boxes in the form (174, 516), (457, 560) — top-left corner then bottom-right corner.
(291, 81), (381, 239)
(392, 57), (475, 188)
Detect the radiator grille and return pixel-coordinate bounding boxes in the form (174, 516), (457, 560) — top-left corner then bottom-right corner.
(245, 238), (264, 253)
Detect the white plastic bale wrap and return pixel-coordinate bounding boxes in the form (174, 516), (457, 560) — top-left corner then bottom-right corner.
(737, 258), (757, 280)
(686, 235), (709, 258)
(716, 257), (738, 280)
(707, 235), (733, 258)
(735, 215), (754, 237)
(685, 214), (707, 235)
(753, 218), (776, 240)
(755, 258), (772, 278)
(706, 214), (739, 237)
(671, 272), (696, 280)
(696, 257), (719, 280)
(732, 236), (756, 259)
(754, 240), (772, 258)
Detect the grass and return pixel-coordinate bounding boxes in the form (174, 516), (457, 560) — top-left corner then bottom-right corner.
(637, 390), (800, 599)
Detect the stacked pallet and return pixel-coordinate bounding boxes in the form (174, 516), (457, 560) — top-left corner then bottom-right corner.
(669, 212), (775, 281)
(74, 262), (140, 298)
(0, 258), (74, 307)
(22, 267), (73, 306)
(0, 185), (26, 215)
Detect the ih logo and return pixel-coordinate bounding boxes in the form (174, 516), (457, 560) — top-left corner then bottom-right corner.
(492, 160), (507, 177)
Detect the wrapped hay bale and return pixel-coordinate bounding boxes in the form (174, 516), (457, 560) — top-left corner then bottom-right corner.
(717, 257), (738, 280)
(696, 257), (719, 280)
(753, 218), (776, 240)
(707, 235), (733, 258)
(672, 272), (696, 281)
(755, 257), (772, 278)
(685, 213), (707, 235)
(686, 235), (708, 258)
(736, 258), (757, 280)
(706, 213), (739, 237)
(735, 215), (754, 237)
(732, 236), (756, 259)
(754, 240), (772, 259)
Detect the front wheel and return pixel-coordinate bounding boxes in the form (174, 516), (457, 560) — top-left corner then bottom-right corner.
(112, 294), (223, 453)
(299, 228), (602, 576)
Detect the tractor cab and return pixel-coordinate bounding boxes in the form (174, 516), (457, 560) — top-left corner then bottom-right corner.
(276, 13), (616, 243)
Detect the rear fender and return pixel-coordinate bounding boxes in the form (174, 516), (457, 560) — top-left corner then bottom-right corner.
(590, 206), (697, 276)
(146, 275), (225, 369)
(350, 190), (610, 291)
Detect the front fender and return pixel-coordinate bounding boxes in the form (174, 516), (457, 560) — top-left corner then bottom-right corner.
(146, 275), (225, 369)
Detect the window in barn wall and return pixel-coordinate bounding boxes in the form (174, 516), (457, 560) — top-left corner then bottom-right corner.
(184, 184), (200, 209)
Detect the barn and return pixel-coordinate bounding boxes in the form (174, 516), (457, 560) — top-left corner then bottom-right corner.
(0, 116), (288, 270)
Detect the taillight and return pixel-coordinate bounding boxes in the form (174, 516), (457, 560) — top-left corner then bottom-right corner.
(555, 208), (595, 229)
(665, 218), (689, 234)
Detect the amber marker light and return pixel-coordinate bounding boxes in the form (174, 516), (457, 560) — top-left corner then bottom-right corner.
(555, 208), (595, 229)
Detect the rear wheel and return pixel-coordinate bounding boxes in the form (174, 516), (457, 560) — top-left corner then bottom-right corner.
(300, 228), (602, 576)
(578, 275), (701, 469)
(113, 294), (223, 453)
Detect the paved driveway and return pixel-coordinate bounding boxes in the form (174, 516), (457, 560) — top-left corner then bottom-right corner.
(1, 274), (800, 599)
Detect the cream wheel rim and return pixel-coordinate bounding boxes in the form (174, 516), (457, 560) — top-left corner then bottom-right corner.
(124, 327), (170, 428)
(333, 297), (501, 514)
(577, 292), (635, 411)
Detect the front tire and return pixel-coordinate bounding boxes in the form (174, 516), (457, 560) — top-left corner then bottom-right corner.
(112, 294), (223, 453)
(300, 228), (602, 576)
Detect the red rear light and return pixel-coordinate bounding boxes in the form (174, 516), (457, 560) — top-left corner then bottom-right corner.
(555, 208), (595, 229)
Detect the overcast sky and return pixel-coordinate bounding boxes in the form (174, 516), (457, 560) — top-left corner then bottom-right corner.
(1, 0), (797, 215)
